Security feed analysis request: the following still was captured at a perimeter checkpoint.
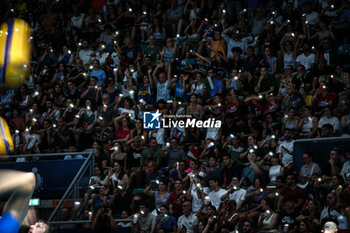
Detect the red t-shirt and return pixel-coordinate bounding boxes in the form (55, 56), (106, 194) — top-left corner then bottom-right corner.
(168, 191), (186, 218)
(281, 186), (306, 201)
(226, 103), (240, 117)
(264, 102), (279, 114)
(317, 92), (334, 108)
(91, 0), (106, 13)
(116, 128), (130, 140)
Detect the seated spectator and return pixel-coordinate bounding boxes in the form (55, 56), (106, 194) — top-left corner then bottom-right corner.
(257, 198), (279, 232)
(320, 192), (340, 223)
(163, 138), (185, 169)
(207, 177), (226, 210)
(277, 174), (306, 212)
(177, 200), (199, 233)
(109, 180), (132, 217)
(87, 185), (111, 215)
(140, 137), (162, 167)
(318, 106), (340, 136)
(298, 152), (321, 189)
(155, 205), (177, 233)
(277, 197), (300, 233)
(220, 176), (247, 212)
(132, 202), (156, 233)
(107, 161), (129, 190)
(168, 180), (186, 218)
(144, 179), (170, 210)
(322, 148), (343, 181)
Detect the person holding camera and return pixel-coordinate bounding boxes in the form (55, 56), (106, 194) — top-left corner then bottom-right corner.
(132, 203), (156, 233)
(156, 205), (177, 233)
(91, 206), (117, 233)
(220, 176), (247, 212)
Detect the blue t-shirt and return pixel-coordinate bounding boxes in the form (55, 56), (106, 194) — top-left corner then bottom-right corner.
(156, 215), (177, 232)
(138, 85), (152, 103)
(92, 195), (111, 214)
(0, 212), (20, 233)
(89, 69), (106, 85)
(175, 81), (185, 97)
(170, 170), (187, 181)
(209, 79), (223, 97)
(290, 93), (306, 110)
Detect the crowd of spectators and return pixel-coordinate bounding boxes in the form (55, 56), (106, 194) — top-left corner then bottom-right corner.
(2, 0), (350, 232)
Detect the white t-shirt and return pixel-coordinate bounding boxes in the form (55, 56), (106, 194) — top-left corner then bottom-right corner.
(71, 14), (85, 29)
(192, 83), (203, 95)
(156, 80), (170, 102)
(227, 145), (244, 154)
(79, 49), (93, 65)
(318, 116), (340, 131)
(111, 52), (120, 66)
(24, 133), (41, 150)
(205, 126), (220, 141)
(191, 186), (209, 213)
(341, 161), (350, 181)
(95, 52), (109, 66)
(118, 108), (136, 120)
(178, 213), (199, 233)
(306, 11), (319, 25)
(208, 188), (227, 210)
(320, 208), (340, 222)
(187, 171), (205, 178)
(228, 188), (247, 206)
(278, 140), (294, 165)
(221, 34), (250, 57)
(149, 128), (165, 145)
(296, 53), (315, 70)
(269, 165), (282, 182)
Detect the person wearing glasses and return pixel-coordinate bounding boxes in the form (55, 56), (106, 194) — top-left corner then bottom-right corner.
(177, 200), (199, 233)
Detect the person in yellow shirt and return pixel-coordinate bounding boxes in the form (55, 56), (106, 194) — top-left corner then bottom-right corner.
(299, 86), (313, 106)
(209, 30), (227, 58)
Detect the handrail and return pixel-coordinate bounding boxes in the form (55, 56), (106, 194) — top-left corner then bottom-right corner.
(0, 151), (91, 159)
(293, 136), (350, 143)
(49, 219), (132, 224)
(48, 151), (93, 221)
